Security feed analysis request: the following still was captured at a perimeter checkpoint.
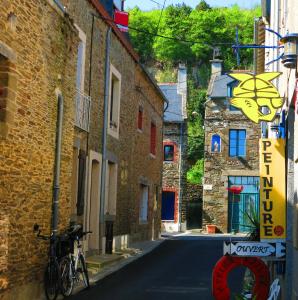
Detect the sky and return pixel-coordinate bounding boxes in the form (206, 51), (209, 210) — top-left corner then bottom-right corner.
(125, 0), (261, 11)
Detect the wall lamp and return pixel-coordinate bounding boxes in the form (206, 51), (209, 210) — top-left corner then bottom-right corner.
(280, 33), (298, 68)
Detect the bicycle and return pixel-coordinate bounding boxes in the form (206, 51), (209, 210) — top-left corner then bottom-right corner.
(59, 224), (91, 297)
(33, 224), (62, 300)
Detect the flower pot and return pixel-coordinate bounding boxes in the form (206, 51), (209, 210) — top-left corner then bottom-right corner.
(206, 224), (216, 234)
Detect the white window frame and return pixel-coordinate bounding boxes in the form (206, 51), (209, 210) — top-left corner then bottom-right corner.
(139, 185), (149, 223)
(108, 64), (121, 139)
(74, 25), (86, 92)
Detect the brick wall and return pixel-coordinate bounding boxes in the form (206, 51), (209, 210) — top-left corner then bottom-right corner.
(0, 0), (78, 297)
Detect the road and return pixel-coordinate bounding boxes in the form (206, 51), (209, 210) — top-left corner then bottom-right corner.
(70, 235), (245, 300)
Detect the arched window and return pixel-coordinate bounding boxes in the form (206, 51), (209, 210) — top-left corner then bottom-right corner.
(211, 134), (221, 153)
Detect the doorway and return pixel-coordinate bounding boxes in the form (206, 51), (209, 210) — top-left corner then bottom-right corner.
(161, 191), (175, 221)
(228, 176), (259, 233)
(187, 200), (202, 229)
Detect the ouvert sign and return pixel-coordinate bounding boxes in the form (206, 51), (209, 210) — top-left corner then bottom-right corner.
(223, 241), (286, 258)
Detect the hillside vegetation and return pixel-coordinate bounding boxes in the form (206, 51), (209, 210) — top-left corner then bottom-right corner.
(128, 1), (261, 183)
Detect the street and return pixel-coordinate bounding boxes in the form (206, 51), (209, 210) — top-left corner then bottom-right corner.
(70, 235), (245, 300)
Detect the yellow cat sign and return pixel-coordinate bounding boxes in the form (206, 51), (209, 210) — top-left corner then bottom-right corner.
(228, 72), (284, 123)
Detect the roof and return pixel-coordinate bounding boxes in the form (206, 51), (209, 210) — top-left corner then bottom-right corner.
(88, 0), (168, 104)
(159, 84), (185, 122)
(207, 74), (234, 98)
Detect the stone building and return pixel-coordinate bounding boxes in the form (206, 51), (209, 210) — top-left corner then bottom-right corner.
(159, 64), (188, 232)
(203, 59), (261, 233)
(62, 0), (167, 254)
(0, 0), (79, 298)
(0, 0), (166, 298)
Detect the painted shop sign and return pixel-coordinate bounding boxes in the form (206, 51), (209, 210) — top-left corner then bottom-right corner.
(260, 139), (286, 241)
(228, 72), (284, 123)
(223, 241), (286, 258)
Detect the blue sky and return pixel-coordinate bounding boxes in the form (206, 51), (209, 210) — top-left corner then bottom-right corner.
(125, 0), (261, 10)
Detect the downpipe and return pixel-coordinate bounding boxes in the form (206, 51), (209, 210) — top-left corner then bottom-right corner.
(52, 94), (64, 238)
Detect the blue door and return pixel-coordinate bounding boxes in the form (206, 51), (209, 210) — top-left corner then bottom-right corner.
(162, 191), (175, 221)
(228, 176), (259, 233)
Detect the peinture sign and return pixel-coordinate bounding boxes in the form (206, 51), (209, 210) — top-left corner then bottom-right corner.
(260, 139), (286, 241)
(228, 72), (284, 123)
(223, 241), (286, 258)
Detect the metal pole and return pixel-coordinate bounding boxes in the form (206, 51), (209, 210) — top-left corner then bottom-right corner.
(99, 27), (111, 250)
(230, 193), (234, 234)
(52, 94), (64, 238)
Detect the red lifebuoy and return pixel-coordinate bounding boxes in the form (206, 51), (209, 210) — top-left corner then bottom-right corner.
(212, 256), (270, 300)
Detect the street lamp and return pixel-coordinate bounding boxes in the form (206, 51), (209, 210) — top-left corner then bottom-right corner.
(280, 33), (298, 69)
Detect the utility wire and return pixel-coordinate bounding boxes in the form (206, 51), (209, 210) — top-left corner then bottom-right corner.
(155, 0), (166, 34)
(98, 14), (235, 47)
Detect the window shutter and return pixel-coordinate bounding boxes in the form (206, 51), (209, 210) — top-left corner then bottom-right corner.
(150, 123), (156, 155)
(77, 149), (86, 216)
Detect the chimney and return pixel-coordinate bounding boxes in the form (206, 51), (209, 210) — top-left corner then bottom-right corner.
(210, 47), (223, 75)
(177, 63), (187, 119)
(177, 63), (187, 94)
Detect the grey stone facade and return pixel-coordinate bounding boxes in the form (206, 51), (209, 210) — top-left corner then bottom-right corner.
(203, 64), (261, 233)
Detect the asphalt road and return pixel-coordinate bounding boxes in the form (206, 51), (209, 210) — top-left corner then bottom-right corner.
(70, 235), (245, 300)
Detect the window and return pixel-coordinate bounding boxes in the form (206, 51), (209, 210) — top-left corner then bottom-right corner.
(229, 129), (246, 157)
(137, 106), (143, 130)
(150, 122), (156, 155)
(108, 64), (121, 138)
(211, 134), (221, 153)
(139, 185), (149, 223)
(228, 80), (240, 111)
(164, 145), (174, 161)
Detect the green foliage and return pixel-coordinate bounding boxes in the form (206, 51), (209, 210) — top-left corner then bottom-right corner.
(196, 0), (211, 11)
(187, 159), (204, 184)
(128, 4), (261, 70)
(242, 203), (260, 241)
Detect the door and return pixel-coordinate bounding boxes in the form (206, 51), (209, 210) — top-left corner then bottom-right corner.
(161, 191), (175, 221)
(228, 176), (259, 233)
(187, 201), (202, 229)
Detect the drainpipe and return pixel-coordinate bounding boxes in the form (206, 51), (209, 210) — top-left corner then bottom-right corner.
(99, 27), (111, 249)
(178, 122), (184, 232)
(52, 94), (64, 238)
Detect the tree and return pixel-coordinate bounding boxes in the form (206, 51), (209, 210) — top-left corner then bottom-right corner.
(196, 0), (211, 11)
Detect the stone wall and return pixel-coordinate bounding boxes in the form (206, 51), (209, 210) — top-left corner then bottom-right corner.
(162, 122), (188, 228)
(0, 0), (78, 298)
(203, 101), (260, 232)
(60, 0), (165, 242)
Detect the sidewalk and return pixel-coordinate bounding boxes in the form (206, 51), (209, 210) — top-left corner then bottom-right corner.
(88, 239), (164, 283)
(70, 238), (165, 297)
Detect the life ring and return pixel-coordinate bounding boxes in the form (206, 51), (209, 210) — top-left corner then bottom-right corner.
(212, 255), (270, 300)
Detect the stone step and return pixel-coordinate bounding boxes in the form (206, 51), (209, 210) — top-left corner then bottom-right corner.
(86, 253), (125, 273)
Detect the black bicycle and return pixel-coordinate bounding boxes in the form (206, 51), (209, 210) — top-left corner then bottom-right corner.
(34, 224), (62, 300)
(59, 224), (91, 297)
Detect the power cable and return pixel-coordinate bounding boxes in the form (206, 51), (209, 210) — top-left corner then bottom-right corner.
(155, 0), (166, 34)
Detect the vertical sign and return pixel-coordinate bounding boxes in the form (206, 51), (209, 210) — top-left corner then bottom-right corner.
(260, 139), (286, 241)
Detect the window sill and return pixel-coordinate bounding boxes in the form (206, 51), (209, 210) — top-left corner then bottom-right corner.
(108, 127), (119, 139)
(149, 153), (156, 159)
(163, 160), (174, 163)
(139, 220), (148, 225)
(137, 128), (143, 133)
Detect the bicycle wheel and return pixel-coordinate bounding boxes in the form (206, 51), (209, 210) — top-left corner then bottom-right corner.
(78, 254), (90, 288)
(60, 256), (74, 297)
(44, 259), (60, 300)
